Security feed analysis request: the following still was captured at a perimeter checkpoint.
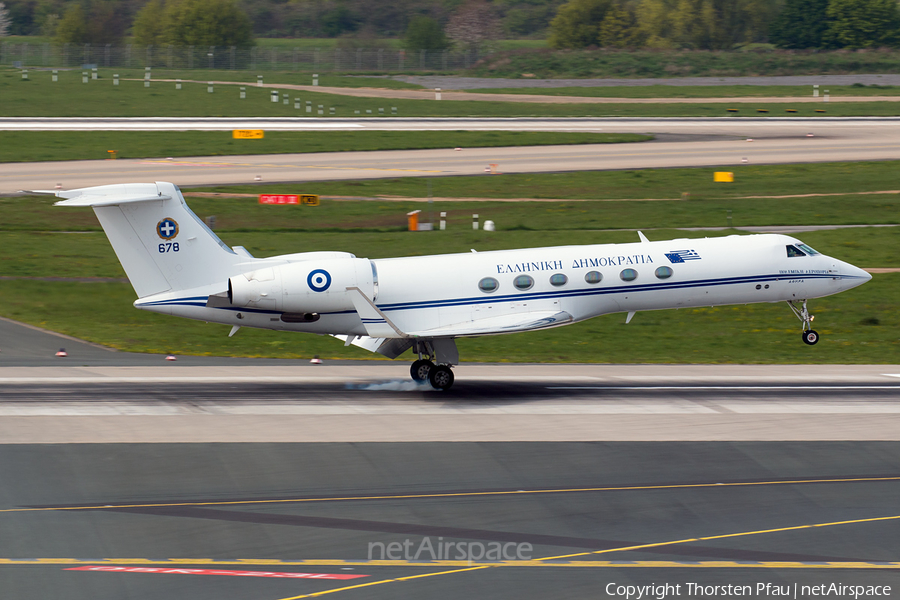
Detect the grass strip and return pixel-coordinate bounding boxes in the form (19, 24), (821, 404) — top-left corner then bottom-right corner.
(2, 226), (897, 281)
(0, 270), (892, 363)
(5, 161), (900, 234)
(3, 69), (900, 117)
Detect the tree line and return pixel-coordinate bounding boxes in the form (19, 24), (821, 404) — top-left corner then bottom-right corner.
(1, 0), (897, 51)
(548, 0), (900, 50)
(0, 0), (563, 41)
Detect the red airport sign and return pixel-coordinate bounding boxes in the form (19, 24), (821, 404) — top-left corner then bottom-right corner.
(258, 194), (320, 205)
(259, 194), (299, 205)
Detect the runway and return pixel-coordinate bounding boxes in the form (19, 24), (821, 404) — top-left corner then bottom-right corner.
(2, 442), (899, 600)
(2, 315), (899, 598)
(4, 119), (900, 192)
(4, 110), (899, 597)
(1, 363), (900, 443)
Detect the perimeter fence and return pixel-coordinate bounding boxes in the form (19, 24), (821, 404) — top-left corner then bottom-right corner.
(0, 43), (489, 72)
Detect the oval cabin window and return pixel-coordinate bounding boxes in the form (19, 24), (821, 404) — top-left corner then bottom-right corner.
(478, 277), (499, 293)
(550, 273), (568, 287)
(514, 275), (534, 291)
(655, 266), (673, 279)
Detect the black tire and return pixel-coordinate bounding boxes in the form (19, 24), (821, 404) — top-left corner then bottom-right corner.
(429, 365), (455, 390)
(802, 330), (819, 345)
(410, 359), (434, 381)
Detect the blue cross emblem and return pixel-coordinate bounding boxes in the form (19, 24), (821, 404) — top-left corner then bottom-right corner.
(157, 218), (178, 240)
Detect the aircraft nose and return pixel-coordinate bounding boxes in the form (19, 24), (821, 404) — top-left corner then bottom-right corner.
(837, 260), (872, 289)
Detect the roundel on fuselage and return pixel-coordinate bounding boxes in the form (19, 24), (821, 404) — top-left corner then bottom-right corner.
(307, 269), (332, 292)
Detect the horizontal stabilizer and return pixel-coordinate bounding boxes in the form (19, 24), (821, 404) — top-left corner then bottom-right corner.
(55, 193), (171, 207)
(407, 310), (573, 337)
(32, 183), (172, 207)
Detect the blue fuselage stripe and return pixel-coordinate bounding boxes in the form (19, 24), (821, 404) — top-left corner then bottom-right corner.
(136, 272), (856, 316)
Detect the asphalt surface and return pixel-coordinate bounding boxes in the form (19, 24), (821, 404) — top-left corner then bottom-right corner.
(4, 104), (900, 598)
(2, 442), (899, 600)
(4, 118), (900, 192)
(3, 322), (900, 598)
(0, 316), (346, 368)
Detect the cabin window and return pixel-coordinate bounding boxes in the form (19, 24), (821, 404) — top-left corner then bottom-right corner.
(514, 275), (534, 291)
(550, 273), (568, 287)
(584, 271), (602, 284)
(797, 243), (820, 255)
(786, 245), (806, 257)
(478, 277), (499, 293)
(655, 266), (673, 279)
(620, 268), (638, 282)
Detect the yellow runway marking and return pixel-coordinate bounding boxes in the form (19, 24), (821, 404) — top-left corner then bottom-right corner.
(2, 475), (898, 513)
(276, 566), (492, 600)
(537, 513), (900, 562)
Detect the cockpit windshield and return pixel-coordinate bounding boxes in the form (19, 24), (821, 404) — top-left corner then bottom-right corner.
(787, 243), (821, 258)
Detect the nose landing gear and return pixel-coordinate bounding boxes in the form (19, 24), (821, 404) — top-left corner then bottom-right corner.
(788, 300), (819, 345)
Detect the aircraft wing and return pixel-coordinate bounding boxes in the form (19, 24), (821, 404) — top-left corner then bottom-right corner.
(333, 310), (571, 360)
(406, 310), (573, 337)
(346, 287), (571, 339)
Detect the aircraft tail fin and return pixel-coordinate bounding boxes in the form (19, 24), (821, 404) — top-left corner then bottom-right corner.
(53, 182), (244, 298)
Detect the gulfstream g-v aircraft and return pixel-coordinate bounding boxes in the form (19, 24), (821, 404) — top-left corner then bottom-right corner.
(47, 182), (871, 390)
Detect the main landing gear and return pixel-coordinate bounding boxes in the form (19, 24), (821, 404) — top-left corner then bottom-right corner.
(788, 300), (819, 345)
(409, 342), (456, 390)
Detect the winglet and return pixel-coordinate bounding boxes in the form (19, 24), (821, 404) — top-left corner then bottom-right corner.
(346, 287), (408, 339)
(638, 231), (649, 243)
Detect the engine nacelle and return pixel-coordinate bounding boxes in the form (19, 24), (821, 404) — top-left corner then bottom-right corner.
(228, 257), (374, 313)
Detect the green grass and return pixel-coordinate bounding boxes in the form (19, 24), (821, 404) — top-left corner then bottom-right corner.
(0, 268), (893, 363)
(470, 84), (900, 98)
(5, 161), (900, 234)
(2, 159), (897, 363)
(4, 68), (900, 116)
(0, 228), (894, 362)
(0, 131), (650, 163)
(108, 68), (424, 89)
(235, 161), (900, 206)
(2, 226), (897, 282)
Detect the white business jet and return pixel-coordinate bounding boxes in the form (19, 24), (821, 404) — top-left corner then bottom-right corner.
(46, 182), (870, 389)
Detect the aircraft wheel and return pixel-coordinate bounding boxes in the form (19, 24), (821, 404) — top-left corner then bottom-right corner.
(410, 359), (434, 381)
(429, 365), (455, 390)
(802, 330), (819, 345)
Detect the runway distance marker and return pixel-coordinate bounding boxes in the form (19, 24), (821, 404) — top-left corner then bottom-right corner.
(4, 475), (899, 513)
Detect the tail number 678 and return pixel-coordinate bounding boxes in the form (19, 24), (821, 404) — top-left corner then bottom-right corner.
(159, 242), (180, 253)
